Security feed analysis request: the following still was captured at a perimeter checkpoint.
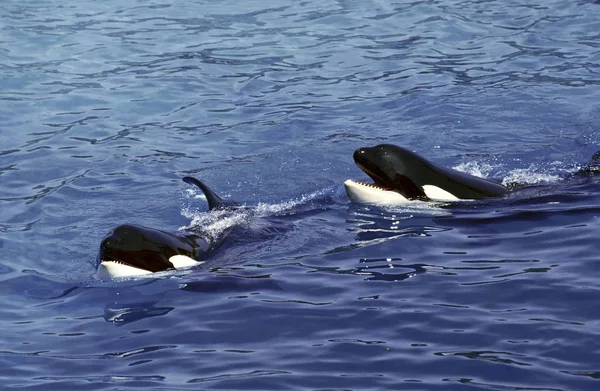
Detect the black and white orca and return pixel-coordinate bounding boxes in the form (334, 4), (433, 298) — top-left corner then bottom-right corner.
(344, 144), (507, 204)
(96, 177), (237, 279)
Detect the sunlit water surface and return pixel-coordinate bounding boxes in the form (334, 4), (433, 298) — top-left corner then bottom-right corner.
(2, 0), (600, 390)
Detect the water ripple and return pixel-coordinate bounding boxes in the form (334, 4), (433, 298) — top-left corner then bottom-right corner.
(3, 1), (600, 390)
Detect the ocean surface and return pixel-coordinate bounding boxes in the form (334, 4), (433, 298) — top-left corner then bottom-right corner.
(2, 0), (600, 389)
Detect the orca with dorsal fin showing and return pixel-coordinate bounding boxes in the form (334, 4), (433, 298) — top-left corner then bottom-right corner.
(96, 177), (237, 279)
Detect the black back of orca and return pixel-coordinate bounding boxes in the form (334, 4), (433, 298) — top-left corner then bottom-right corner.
(419, 155), (507, 199)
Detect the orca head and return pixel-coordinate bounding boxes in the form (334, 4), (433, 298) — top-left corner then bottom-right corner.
(345, 144), (433, 204)
(96, 224), (201, 279)
(96, 178), (234, 279)
(345, 144), (508, 204)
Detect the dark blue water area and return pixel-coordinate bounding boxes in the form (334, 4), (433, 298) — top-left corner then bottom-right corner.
(3, 0), (600, 389)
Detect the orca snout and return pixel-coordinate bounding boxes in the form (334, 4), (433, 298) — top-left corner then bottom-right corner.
(354, 147), (378, 163)
(354, 145), (388, 162)
(353, 148), (366, 161)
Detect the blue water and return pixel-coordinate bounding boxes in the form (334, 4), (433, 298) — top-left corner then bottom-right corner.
(2, 0), (600, 389)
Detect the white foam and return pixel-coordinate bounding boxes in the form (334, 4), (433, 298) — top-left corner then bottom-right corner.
(254, 187), (331, 216)
(454, 159), (568, 188)
(179, 207), (250, 237)
(453, 161), (496, 178)
(501, 167), (561, 186)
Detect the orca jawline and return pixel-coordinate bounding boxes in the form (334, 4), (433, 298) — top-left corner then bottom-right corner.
(355, 162), (391, 189)
(344, 179), (409, 204)
(96, 255), (203, 280)
(96, 261), (154, 279)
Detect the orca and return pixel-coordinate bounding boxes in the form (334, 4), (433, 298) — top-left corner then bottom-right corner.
(344, 144), (507, 204)
(96, 177), (237, 279)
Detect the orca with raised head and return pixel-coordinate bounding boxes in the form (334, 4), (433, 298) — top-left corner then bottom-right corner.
(344, 144), (507, 204)
(96, 177), (237, 279)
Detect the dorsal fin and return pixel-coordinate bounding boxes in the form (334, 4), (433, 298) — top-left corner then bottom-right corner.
(182, 177), (239, 210)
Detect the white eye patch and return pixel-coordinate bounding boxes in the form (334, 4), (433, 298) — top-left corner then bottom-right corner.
(422, 185), (459, 201)
(169, 255), (202, 268)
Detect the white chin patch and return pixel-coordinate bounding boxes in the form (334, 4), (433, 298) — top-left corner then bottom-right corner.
(344, 180), (461, 205)
(422, 185), (459, 201)
(96, 255), (202, 279)
(96, 261), (153, 279)
(344, 179), (409, 204)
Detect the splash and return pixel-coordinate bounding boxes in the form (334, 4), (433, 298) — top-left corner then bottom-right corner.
(179, 186), (335, 237)
(180, 207), (251, 235)
(454, 159), (569, 187)
(381, 200), (452, 216)
(453, 161), (497, 178)
(179, 187), (251, 237)
(501, 166), (561, 187)
(254, 187), (333, 216)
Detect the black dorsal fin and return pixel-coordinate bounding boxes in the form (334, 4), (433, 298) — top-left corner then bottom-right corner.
(182, 177), (239, 210)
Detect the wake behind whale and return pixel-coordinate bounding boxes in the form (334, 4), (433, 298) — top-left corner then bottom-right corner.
(96, 177), (240, 279)
(96, 144), (600, 279)
(96, 177), (334, 279)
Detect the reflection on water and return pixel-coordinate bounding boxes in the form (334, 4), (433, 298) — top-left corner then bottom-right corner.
(354, 257), (436, 282)
(3, 0), (600, 390)
(179, 275), (282, 294)
(104, 301), (174, 326)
